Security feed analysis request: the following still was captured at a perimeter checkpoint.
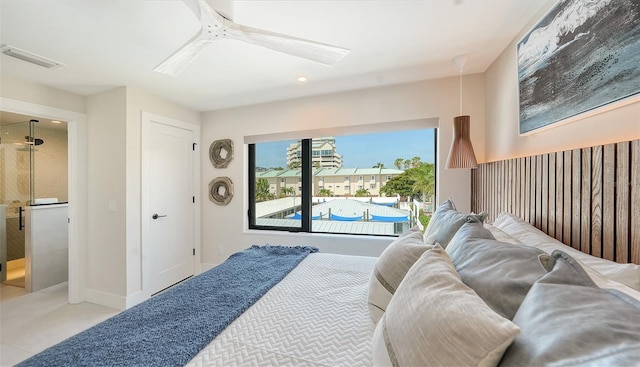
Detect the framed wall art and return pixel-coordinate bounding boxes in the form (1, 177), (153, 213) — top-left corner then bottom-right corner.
(518, 0), (640, 134)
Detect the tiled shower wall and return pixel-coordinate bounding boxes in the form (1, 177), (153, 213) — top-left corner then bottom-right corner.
(33, 127), (69, 203)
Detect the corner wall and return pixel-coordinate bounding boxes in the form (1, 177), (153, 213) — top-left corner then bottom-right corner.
(201, 75), (485, 266)
(484, 0), (640, 162)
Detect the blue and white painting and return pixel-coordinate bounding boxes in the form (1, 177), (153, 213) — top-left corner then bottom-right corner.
(518, 0), (640, 134)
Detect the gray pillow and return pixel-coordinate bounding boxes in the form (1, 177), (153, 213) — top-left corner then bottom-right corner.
(446, 219), (548, 320)
(368, 226), (431, 323)
(423, 198), (487, 248)
(499, 250), (640, 367)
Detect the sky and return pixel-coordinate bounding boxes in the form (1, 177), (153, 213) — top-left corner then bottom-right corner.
(255, 128), (436, 169)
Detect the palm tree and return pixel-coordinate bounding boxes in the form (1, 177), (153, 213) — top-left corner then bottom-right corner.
(394, 158), (404, 170)
(255, 178), (272, 202)
(355, 188), (371, 197)
(410, 163), (435, 202)
(318, 188), (333, 197)
(404, 159), (411, 170)
(372, 162), (384, 168)
(280, 187), (295, 197)
(411, 156), (421, 168)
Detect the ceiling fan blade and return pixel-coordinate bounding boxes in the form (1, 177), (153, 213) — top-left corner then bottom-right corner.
(154, 0), (226, 76)
(180, 0), (202, 20)
(154, 30), (214, 77)
(224, 21), (350, 66)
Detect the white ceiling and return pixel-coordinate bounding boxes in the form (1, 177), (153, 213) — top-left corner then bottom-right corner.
(0, 0), (548, 112)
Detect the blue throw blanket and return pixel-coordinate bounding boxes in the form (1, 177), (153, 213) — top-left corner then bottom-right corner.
(18, 245), (318, 367)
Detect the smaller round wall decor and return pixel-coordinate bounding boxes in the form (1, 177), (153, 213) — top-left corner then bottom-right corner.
(209, 177), (233, 206)
(209, 139), (233, 168)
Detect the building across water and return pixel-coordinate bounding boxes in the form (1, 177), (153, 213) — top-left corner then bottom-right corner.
(255, 167), (404, 197)
(286, 137), (343, 169)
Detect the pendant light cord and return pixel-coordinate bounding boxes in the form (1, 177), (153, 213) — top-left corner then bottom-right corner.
(459, 70), (463, 115)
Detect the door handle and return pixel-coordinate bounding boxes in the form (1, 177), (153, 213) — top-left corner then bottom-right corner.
(152, 213), (167, 220)
(19, 206), (24, 231)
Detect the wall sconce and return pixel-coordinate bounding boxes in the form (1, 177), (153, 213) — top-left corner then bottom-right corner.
(446, 55), (478, 169)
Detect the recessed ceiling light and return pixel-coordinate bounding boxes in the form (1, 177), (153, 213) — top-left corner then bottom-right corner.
(296, 75), (308, 83)
(51, 120), (62, 124)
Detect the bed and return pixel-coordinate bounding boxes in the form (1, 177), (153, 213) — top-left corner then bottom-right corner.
(17, 139), (640, 367)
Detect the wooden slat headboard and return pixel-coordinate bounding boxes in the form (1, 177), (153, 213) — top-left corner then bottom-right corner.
(471, 139), (640, 265)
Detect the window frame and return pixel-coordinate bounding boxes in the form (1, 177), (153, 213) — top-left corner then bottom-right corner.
(249, 140), (312, 232)
(248, 129), (438, 236)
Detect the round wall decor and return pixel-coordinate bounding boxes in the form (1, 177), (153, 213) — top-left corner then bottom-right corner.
(209, 177), (233, 206)
(209, 139), (233, 168)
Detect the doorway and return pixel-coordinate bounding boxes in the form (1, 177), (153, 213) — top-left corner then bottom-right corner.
(141, 111), (199, 296)
(1, 97), (87, 304)
(0, 112), (69, 289)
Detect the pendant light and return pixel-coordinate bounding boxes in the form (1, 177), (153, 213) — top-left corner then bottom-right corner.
(446, 55), (478, 169)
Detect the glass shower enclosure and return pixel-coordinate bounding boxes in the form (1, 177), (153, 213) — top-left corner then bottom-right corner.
(1, 118), (45, 287)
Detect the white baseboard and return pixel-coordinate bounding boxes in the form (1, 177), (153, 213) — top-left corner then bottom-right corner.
(125, 290), (149, 309)
(85, 288), (127, 311)
(200, 262), (219, 272)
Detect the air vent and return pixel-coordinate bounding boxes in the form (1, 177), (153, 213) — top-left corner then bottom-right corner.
(0, 44), (64, 69)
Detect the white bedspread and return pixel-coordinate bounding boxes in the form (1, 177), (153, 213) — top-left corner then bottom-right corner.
(186, 253), (377, 367)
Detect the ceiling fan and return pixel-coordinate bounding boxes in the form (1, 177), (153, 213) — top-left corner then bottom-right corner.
(154, 0), (350, 77)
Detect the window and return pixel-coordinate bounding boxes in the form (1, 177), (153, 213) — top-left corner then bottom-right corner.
(249, 128), (437, 236)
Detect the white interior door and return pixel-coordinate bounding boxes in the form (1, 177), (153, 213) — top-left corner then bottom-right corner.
(143, 114), (195, 295)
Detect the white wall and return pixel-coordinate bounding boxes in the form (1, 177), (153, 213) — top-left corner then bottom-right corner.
(201, 75), (485, 266)
(85, 87), (128, 301)
(0, 74), (85, 114)
(484, 0), (640, 161)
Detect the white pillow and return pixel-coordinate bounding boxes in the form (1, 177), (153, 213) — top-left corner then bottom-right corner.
(578, 256), (640, 301)
(367, 226), (431, 323)
(493, 212), (640, 291)
(372, 244), (520, 367)
(483, 224), (522, 245)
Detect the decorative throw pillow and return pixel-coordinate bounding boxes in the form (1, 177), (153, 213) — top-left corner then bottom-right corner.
(367, 226), (431, 323)
(446, 220), (548, 320)
(373, 244), (520, 367)
(493, 212), (640, 290)
(423, 198), (488, 248)
(499, 250), (640, 367)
